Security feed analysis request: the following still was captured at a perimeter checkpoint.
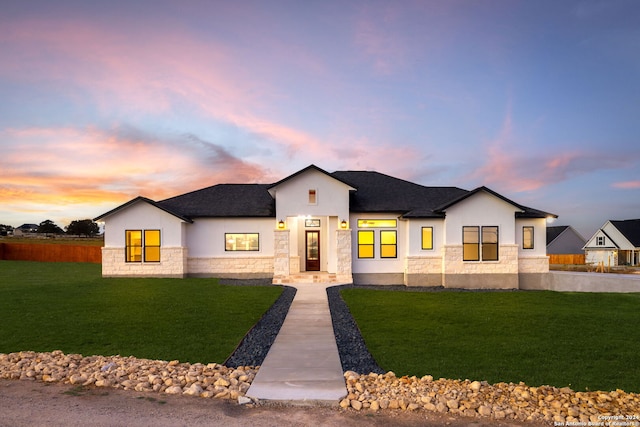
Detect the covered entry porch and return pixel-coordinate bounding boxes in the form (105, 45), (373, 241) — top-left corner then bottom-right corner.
(272, 215), (353, 284)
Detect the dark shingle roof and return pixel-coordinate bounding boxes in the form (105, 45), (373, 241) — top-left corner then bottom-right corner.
(546, 225), (569, 245)
(331, 170), (468, 217)
(96, 166), (556, 221)
(94, 196), (193, 223)
(610, 219), (640, 247)
(158, 184), (275, 218)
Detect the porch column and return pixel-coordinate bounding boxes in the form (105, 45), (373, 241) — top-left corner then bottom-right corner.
(273, 229), (290, 283)
(336, 228), (353, 283)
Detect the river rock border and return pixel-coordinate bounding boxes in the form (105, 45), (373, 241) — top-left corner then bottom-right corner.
(0, 351), (256, 401)
(1, 351), (639, 425)
(341, 371), (640, 425)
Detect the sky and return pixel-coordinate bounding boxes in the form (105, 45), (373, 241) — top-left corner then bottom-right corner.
(1, 0), (638, 237)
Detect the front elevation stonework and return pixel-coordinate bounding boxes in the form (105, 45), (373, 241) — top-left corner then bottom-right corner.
(102, 247), (187, 278)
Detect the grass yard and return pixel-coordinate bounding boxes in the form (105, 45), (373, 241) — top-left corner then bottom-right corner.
(341, 288), (640, 393)
(0, 261), (282, 364)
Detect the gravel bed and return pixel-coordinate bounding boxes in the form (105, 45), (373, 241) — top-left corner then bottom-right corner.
(222, 279), (296, 368)
(222, 281), (516, 373)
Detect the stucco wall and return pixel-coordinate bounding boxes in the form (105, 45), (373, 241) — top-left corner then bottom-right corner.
(186, 218), (275, 258)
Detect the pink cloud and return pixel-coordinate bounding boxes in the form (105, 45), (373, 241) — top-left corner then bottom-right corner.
(612, 181), (640, 189)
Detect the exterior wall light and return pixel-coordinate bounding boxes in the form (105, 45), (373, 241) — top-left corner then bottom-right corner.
(278, 220), (285, 229)
(340, 219), (348, 229)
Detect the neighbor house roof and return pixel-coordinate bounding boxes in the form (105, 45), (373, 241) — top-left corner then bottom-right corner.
(610, 219), (640, 247)
(546, 225), (570, 245)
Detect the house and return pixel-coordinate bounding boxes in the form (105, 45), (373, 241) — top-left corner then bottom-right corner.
(546, 226), (586, 254)
(583, 219), (640, 267)
(94, 165), (556, 289)
(13, 224), (39, 236)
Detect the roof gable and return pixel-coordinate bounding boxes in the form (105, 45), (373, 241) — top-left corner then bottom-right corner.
(267, 164), (355, 196)
(94, 196), (192, 223)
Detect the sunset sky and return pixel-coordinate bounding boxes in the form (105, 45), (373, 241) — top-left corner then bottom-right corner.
(1, 0), (638, 236)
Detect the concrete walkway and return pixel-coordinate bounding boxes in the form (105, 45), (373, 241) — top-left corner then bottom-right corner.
(246, 283), (347, 404)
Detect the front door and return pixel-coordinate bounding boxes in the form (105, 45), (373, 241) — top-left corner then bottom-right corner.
(305, 230), (320, 271)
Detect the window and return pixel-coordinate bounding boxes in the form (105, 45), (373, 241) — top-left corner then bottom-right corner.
(225, 233), (259, 251)
(523, 226), (534, 250)
(125, 229), (160, 263)
(144, 230), (161, 262)
(358, 230), (374, 258)
(380, 230), (397, 258)
(308, 189), (317, 204)
(463, 226), (479, 261)
(422, 227), (433, 250)
(597, 236), (605, 246)
(357, 219), (397, 228)
(482, 226), (499, 261)
(463, 226), (499, 261)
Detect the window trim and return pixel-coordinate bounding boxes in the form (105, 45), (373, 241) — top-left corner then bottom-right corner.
(380, 230), (397, 258)
(421, 226), (433, 250)
(523, 226), (534, 250)
(596, 235), (605, 246)
(225, 233), (260, 252)
(308, 189), (317, 205)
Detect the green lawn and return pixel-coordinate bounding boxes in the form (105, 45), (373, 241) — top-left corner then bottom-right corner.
(0, 261), (282, 364)
(341, 288), (640, 393)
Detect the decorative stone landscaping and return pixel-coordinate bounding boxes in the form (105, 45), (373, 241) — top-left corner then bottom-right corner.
(1, 350), (639, 425)
(342, 371), (640, 424)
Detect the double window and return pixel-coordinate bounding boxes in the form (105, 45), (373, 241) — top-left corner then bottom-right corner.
(463, 226), (499, 261)
(357, 219), (398, 258)
(125, 230), (160, 262)
(225, 233), (259, 251)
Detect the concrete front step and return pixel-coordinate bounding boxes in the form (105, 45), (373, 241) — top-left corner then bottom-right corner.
(273, 273), (338, 284)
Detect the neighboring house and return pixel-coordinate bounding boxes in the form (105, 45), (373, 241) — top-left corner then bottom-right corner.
(13, 224), (39, 236)
(583, 219), (640, 267)
(95, 165), (556, 289)
(546, 226), (587, 254)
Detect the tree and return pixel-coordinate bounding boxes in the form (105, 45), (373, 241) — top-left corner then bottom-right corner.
(66, 219), (100, 237)
(37, 220), (64, 234)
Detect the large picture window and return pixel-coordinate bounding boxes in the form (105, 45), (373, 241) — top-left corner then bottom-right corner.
(523, 226), (534, 250)
(126, 229), (160, 263)
(225, 233), (259, 251)
(380, 230), (397, 258)
(358, 230), (375, 258)
(422, 227), (433, 250)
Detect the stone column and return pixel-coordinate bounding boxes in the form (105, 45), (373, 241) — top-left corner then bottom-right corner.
(273, 229), (290, 283)
(336, 228), (353, 283)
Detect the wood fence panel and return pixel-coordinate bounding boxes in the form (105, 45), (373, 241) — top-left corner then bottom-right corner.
(549, 254), (585, 265)
(0, 243), (101, 263)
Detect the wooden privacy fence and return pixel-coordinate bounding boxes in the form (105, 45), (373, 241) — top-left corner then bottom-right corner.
(548, 254), (585, 265)
(0, 243), (102, 263)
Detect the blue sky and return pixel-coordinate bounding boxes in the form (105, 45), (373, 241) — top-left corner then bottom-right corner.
(1, 0), (638, 237)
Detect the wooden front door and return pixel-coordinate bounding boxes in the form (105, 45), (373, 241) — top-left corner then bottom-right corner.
(305, 230), (320, 271)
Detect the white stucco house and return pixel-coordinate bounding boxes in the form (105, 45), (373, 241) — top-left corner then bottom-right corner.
(94, 165), (556, 289)
(583, 219), (640, 267)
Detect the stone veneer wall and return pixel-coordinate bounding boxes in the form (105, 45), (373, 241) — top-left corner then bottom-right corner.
(517, 255), (550, 289)
(272, 230), (290, 282)
(443, 244), (519, 289)
(187, 256), (273, 278)
(336, 229), (353, 283)
(404, 256), (443, 286)
(102, 247), (187, 278)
